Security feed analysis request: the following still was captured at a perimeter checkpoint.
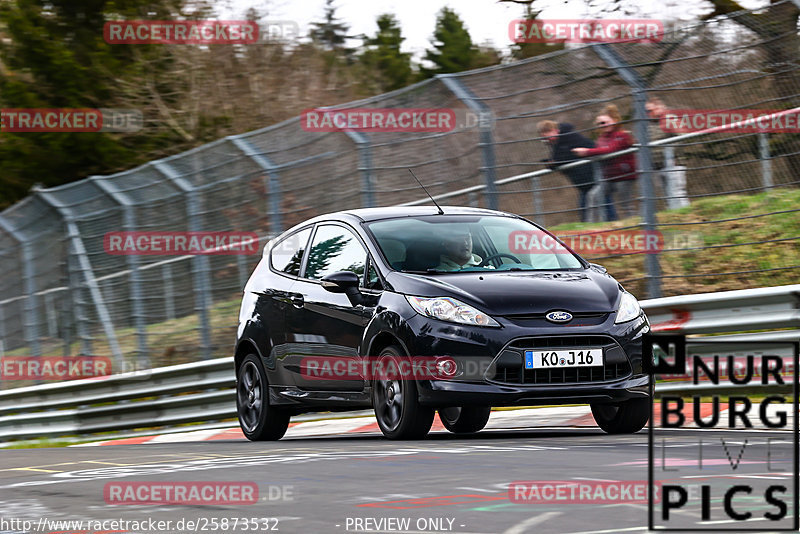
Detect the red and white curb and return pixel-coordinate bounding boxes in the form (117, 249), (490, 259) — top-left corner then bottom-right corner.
(71, 402), (785, 447)
(72, 406), (595, 447)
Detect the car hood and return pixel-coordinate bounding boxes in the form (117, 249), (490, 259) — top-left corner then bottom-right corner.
(386, 269), (621, 315)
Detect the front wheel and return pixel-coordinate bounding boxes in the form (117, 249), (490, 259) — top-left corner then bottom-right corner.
(591, 397), (649, 434)
(237, 354), (290, 441)
(372, 346), (435, 440)
(439, 406), (491, 434)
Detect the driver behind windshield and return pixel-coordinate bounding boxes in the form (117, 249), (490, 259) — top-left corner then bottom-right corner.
(436, 228), (490, 271)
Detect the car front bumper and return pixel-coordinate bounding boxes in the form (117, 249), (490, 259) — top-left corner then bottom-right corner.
(402, 310), (651, 408)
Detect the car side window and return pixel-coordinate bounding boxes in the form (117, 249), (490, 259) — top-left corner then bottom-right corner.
(304, 225), (366, 283)
(270, 227), (312, 276)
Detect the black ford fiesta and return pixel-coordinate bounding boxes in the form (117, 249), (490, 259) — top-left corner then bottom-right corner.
(235, 206), (651, 440)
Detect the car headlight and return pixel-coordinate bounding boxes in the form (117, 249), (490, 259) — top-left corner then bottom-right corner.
(406, 296), (500, 327)
(615, 292), (642, 323)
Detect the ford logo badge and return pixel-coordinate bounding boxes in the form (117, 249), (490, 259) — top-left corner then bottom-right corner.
(546, 311), (573, 323)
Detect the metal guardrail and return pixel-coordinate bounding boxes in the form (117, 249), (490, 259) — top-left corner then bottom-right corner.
(0, 358), (235, 440)
(0, 285), (798, 441)
(644, 284), (800, 334)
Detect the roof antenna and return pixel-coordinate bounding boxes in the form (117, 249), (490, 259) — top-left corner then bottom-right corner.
(408, 168), (444, 215)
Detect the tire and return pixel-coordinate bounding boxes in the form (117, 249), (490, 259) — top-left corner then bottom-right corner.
(591, 397), (649, 434)
(439, 406), (491, 434)
(372, 345), (435, 440)
(236, 354), (290, 441)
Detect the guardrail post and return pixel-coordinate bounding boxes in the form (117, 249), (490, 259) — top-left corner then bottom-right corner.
(228, 136), (284, 235)
(530, 175), (544, 225)
(152, 160), (213, 360)
(759, 133), (773, 191)
(0, 216), (40, 356)
(35, 189), (124, 365)
(592, 44), (662, 298)
(438, 75), (499, 210)
(91, 177), (149, 368)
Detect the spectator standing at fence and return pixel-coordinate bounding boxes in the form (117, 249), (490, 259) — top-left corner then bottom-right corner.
(646, 97), (690, 209)
(573, 105), (637, 221)
(537, 120), (597, 222)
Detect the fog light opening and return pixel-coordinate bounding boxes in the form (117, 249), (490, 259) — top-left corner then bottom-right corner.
(436, 357), (458, 378)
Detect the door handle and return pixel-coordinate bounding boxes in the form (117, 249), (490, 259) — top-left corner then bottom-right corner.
(290, 294), (304, 308)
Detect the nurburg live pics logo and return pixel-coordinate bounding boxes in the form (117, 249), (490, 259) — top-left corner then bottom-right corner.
(644, 333), (800, 531)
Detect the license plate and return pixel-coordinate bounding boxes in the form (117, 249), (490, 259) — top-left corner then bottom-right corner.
(524, 349), (603, 369)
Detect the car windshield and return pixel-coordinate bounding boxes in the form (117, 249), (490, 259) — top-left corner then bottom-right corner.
(366, 215), (584, 273)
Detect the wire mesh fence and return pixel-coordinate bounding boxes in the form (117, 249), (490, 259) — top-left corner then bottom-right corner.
(0, 3), (798, 376)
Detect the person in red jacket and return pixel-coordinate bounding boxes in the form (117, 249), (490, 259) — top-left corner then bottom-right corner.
(573, 104), (638, 221)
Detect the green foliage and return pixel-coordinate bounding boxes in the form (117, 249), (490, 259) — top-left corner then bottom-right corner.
(421, 7), (500, 78)
(309, 0), (351, 54)
(0, 0), (184, 207)
(359, 13), (412, 91)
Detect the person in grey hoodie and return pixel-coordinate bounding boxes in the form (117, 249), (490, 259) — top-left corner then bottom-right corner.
(538, 120), (597, 222)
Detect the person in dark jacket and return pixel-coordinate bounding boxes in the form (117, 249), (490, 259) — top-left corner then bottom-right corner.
(538, 120), (597, 222)
(573, 104), (638, 221)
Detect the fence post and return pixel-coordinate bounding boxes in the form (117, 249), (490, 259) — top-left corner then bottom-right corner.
(0, 303), (5, 357)
(530, 175), (544, 225)
(344, 131), (375, 208)
(586, 163), (606, 223)
(0, 216), (40, 356)
(152, 160), (213, 360)
(759, 133), (773, 191)
(65, 250), (91, 356)
(162, 264), (176, 320)
(592, 43), (662, 298)
(44, 293), (57, 339)
(228, 136), (284, 235)
(34, 189), (124, 364)
(91, 177), (149, 368)
(438, 75), (499, 210)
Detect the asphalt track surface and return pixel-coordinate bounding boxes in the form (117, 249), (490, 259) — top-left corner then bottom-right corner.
(0, 423), (796, 534)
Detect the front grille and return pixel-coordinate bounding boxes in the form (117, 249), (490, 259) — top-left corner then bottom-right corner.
(502, 313), (610, 327)
(504, 312), (610, 321)
(488, 335), (632, 386)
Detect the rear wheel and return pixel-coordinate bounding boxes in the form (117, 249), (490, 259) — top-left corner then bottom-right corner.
(439, 406), (491, 434)
(372, 345), (435, 440)
(237, 354), (290, 441)
(591, 398), (649, 434)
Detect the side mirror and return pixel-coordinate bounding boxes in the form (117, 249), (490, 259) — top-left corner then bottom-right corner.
(320, 271), (363, 305)
(589, 263), (607, 273)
